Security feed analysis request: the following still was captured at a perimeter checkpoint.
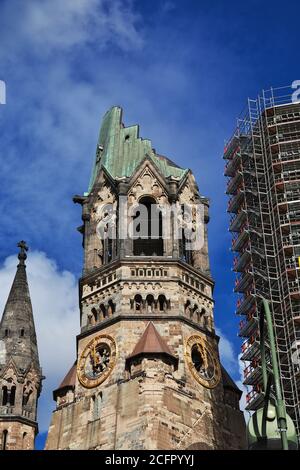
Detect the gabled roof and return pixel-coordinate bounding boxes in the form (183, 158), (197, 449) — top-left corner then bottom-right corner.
(87, 106), (187, 192)
(127, 322), (177, 363)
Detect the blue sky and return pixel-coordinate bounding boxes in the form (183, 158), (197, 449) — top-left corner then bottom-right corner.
(0, 0), (299, 450)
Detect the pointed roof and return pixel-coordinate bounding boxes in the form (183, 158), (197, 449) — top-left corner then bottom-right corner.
(221, 365), (242, 398)
(87, 106), (187, 192)
(0, 242), (40, 372)
(58, 362), (77, 389)
(126, 322), (177, 363)
(53, 362), (76, 400)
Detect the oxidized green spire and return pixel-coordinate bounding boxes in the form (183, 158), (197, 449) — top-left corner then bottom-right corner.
(87, 106), (187, 193)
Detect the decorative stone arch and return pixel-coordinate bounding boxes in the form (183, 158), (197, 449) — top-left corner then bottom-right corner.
(184, 300), (191, 316)
(200, 306), (209, 328)
(133, 294), (143, 312)
(131, 195), (164, 257)
(99, 303), (107, 320)
(192, 303), (199, 321)
(1, 377), (16, 406)
(127, 162), (169, 206)
(87, 307), (98, 326)
(22, 379), (34, 407)
(146, 294), (155, 313)
(107, 299), (115, 317)
(92, 182), (117, 267)
(158, 294), (168, 312)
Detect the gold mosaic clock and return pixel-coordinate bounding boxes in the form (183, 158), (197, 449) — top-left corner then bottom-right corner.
(77, 334), (117, 388)
(185, 335), (221, 389)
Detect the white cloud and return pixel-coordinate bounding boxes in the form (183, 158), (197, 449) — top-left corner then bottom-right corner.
(216, 327), (237, 374)
(0, 0), (143, 62)
(0, 251), (79, 433)
(236, 353), (251, 422)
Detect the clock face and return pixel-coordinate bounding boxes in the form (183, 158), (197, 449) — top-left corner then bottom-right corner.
(185, 335), (221, 389)
(77, 334), (117, 388)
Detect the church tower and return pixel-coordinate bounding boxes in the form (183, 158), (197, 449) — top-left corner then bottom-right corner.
(0, 242), (43, 450)
(46, 107), (245, 450)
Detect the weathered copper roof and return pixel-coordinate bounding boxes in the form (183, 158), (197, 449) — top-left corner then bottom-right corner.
(221, 365), (242, 398)
(127, 322), (177, 362)
(156, 153), (181, 169)
(87, 106), (188, 192)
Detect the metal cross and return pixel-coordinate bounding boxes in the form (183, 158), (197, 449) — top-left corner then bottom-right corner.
(17, 240), (28, 254)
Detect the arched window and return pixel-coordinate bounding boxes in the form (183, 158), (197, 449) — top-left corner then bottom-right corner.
(134, 294), (143, 312)
(184, 300), (191, 316)
(192, 304), (199, 320)
(94, 393), (102, 420)
(201, 308), (208, 328)
(20, 328), (25, 337)
(10, 386), (16, 406)
(90, 395), (95, 421)
(4, 329), (9, 337)
(1, 386), (8, 406)
(91, 308), (98, 324)
(2, 430), (8, 450)
(100, 304), (107, 319)
(179, 204), (192, 265)
(133, 196), (163, 256)
(146, 294), (155, 313)
(107, 300), (115, 316)
(22, 432), (27, 450)
(107, 234), (113, 264)
(158, 294), (167, 312)
(22, 384), (32, 406)
(90, 393), (102, 421)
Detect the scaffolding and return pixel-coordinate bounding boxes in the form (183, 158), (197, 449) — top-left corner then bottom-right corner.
(224, 86), (300, 440)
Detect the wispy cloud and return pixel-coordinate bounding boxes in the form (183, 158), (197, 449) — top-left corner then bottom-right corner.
(0, 0), (145, 268)
(216, 327), (237, 375)
(0, 0), (143, 63)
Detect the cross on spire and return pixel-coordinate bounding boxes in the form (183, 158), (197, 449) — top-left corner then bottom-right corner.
(17, 240), (28, 264)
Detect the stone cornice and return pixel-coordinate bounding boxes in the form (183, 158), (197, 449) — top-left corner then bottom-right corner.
(0, 415), (38, 433)
(77, 313), (219, 344)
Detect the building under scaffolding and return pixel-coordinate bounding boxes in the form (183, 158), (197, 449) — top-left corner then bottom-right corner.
(224, 86), (300, 439)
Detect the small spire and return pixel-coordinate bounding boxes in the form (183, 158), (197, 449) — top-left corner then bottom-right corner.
(0, 240), (40, 371)
(126, 322), (177, 363)
(17, 240), (28, 265)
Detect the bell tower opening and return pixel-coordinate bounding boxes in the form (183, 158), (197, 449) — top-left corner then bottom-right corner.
(133, 196), (163, 256)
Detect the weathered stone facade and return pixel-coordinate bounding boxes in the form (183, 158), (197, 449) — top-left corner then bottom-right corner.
(46, 107), (246, 450)
(0, 243), (43, 450)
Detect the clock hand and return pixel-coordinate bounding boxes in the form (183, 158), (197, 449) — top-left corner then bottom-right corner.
(91, 340), (99, 367)
(196, 343), (208, 369)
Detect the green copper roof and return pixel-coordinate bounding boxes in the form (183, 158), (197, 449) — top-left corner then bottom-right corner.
(87, 106), (187, 192)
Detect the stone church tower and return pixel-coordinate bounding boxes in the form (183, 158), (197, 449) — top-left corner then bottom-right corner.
(46, 107), (245, 450)
(0, 242), (43, 450)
